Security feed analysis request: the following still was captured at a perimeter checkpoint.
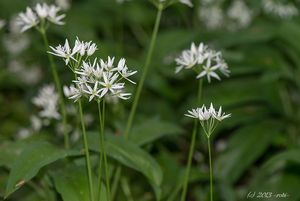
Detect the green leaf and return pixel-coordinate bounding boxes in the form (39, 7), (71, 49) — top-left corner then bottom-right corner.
(129, 117), (184, 146)
(250, 149), (300, 188)
(5, 141), (80, 198)
(52, 165), (106, 201)
(0, 141), (27, 168)
(215, 121), (281, 184)
(88, 133), (163, 200)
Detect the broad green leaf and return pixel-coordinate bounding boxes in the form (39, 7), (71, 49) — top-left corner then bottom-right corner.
(129, 117), (184, 146)
(5, 141), (80, 198)
(88, 133), (163, 200)
(0, 141), (26, 168)
(52, 165), (107, 201)
(250, 149), (300, 188)
(215, 122), (281, 184)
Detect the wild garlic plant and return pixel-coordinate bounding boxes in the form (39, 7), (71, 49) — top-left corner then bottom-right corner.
(175, 42), (230, 201)
(16, 3), (70, 148)
(49, 37), (137, 201)
(185, 104), (231, 201)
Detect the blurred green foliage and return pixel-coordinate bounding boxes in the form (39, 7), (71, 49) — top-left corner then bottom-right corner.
(1, 0), (300, 201)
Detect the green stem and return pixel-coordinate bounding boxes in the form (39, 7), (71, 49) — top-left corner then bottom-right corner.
(207, 137), (213, 201)
(79, 100), (95, 201)
(97, 100), (111, 201)
(40, 30), (69, 149)
(124, 5), (163, 138)
(111, 6), (163, 201)
(96, 148), (103, 201)
(121, 177), (135, 201)
(180, 79), (203, 201)
(111, 166), (122, 200)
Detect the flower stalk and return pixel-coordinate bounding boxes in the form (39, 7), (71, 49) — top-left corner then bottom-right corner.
(78, 99), (95, 201)
(97, 99), (111, 201)
(40, 29), (69, 149)
(207, 137), (213, 201)
(111, 6), (163, 201)
(180, 79), (203, 201)
(124, 4), (163, 138)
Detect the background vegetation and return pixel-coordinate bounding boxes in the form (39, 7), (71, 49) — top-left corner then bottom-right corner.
(1, 0), (300, 201)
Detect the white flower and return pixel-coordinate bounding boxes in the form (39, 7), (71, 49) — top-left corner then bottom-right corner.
(16, 3), (65, 33)
(3, 34), (30, 55)
(17, 7), (39, 32)
(74, 37), (98, 56)
(32, 85), (60, 120)
(87, 42), (97, 56)
(185, 103), (231, 137)
(212, 106), (231, 121)
(263, 0), (298, 19)
(179, 0), (193, 7)
(175, 42), (229, 82)
(69, 56), (136, 102)
(16, 128), (31, 139)
(175, 49), (197, 73)
(199, 5), (224, 30)
(63, 84), (82, 102)
(100, 56), (117, 72)
(56, 0), (71, 10)
(99, 72), (124, 98)
(35, 3), (49, 18)
(50, 37), (97, 66)
(185, 103), (231, 122)
(117, 58), (137, 84)
(185, 108), (201, 119)
(196, 59), (221, 83)
(227, 0), (253, 28)
(46, 5), (65, 25)
(30, 115), (42, 131)
(49, 39), (78, 65)
(83, 82), (102, 102)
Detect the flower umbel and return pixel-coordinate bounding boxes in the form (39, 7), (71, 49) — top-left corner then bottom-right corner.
(32, 85), (61, 120)
(16, 3), (65, 33)
(185, 103), (231, 137)
(65, 57), (137, 102)
(48, 37), (98, 67)
(175, 42), (229, 83)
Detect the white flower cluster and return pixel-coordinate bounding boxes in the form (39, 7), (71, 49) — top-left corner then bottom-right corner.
(227, 0), (253, 29)
(175, 43), (229, 83)
(263, 0), (298, 19)
(64, 57), (137, 102)
(185, 103), (231, 137)
(32, 85), (60, 120)
(199, 0), (253, 30)
(17, 3), (65, 32)
(49, 37), (97, 66)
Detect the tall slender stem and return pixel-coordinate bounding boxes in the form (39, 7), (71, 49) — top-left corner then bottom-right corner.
(124, 5), (163, 138)
(111, 6), (164, 201)
(180, 79), (203, 201)
(40, 30), (69, 149)
(97, 100), (104, 201)
(111, 166), (122, 200)
(207, 137), (213, 201)
(78, 100), (95, 201)
(97, 100), (111, 201)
